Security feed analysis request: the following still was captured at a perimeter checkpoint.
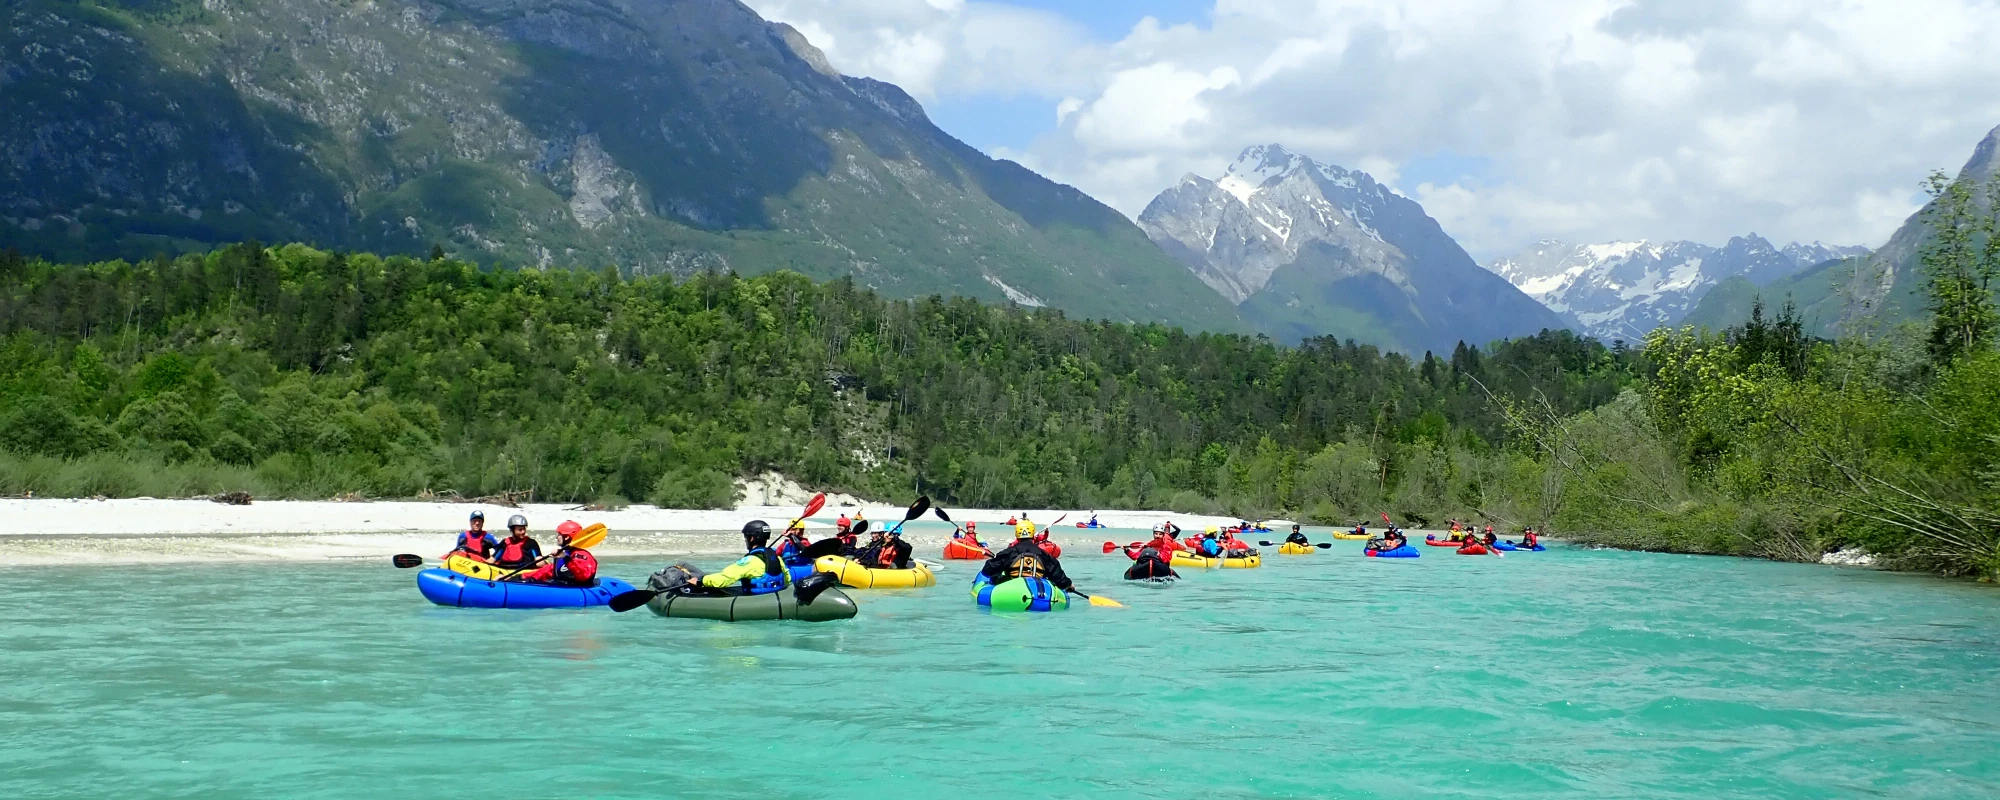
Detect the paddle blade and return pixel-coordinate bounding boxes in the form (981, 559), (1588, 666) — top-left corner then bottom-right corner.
(1380, 512), (1393, 525)
(1101, 541), (1120, 554)
(851, 520), (869, 536)
(1258, 541), (1276, 547)
(571, 522), (608, 550)
(800, 492), (828, 521)
(1050, 514), (1067, 526)
(1316, 542), (1335, 549)
(1086, 594), (1124, 608)
(608, 589), (658, 613)
(391, 554), (424, 568)
(906, 496), (931, 521)
(933, 507), (953, 523)
(802, 537), (846, 560)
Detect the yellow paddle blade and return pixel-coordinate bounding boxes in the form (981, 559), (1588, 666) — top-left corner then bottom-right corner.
(1086, 594), (1124, 608)
(572, 522), (608, 550)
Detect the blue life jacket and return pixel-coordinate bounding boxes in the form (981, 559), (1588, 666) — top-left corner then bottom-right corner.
(1198, 538), (1222, 557)
(743, 547), (788, 595)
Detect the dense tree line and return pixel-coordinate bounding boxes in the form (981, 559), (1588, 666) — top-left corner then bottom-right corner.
(1545, 172), (2000, 580)
(0, 243), (1631, 524)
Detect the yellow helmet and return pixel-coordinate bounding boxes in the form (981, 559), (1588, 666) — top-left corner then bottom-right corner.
(1204, 526), (1220, 536)
(1015, 520), (1036, 537)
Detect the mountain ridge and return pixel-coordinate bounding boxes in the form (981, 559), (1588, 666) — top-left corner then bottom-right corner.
(1486, 235), (1868, 341)
(0, 0), (1245, 329)
(1138, 144), (1570, 353)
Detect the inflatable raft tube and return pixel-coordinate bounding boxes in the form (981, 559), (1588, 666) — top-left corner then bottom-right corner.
(1169, 552), (1262, 569)
(1332, 532), (1371, 540)
(417, 569), (635, 609)
(1423, 538), (1462, 547)
(1278, 542), (1315, 555)
(942, 539), (990, 560)
(1364, 544), (1421, 559)
(1494, 541), (1546, 551)
(1456, 544), (1490, 555)
(971, 574), (1068, 612)
(645, 580), (857, 623)
(814, 555), (937, 589)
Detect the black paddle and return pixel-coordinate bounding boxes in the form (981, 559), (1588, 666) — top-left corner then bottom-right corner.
(392, 554), (425, 568)
(1258, 540), (1334, 549)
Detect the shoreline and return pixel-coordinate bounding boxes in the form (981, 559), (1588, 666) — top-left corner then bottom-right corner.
(0, 497), (1310, 566)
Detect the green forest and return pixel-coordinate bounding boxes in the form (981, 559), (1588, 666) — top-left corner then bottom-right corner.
(1, 167), (1996, 580)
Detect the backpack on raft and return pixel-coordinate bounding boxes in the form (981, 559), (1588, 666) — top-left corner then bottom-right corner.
(647, 563), (707, 592)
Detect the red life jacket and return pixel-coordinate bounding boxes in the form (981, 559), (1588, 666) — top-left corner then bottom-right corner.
(456, 532), (492, 559)
(562, 549), (598, 582)
(497, 537), (531, 563)
(874, 543), (898, 568)
(1524, 532), (1539, 547)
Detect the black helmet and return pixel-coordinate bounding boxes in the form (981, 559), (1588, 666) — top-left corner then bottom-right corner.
(741, 520), (771, 544)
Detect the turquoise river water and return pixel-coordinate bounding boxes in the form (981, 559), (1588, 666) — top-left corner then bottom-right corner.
(4, 528), (1998, 799)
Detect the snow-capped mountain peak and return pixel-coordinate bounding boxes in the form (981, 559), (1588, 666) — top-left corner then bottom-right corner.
(1485, 235), (1871, 342)
(1137, 143), (1570, 354)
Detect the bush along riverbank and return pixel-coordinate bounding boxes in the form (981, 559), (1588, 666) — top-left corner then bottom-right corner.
(1527, 172), (2000, 580)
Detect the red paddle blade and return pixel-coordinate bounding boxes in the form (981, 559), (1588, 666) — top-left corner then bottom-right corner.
(1101, 541), (1119, 553)
(1380, 512), (1393, 525)
(801, 492), (827, 520)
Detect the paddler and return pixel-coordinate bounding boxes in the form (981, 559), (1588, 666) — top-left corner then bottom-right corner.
(1141, 522), (1183, 554)
(774, 520), (812, 568)
(872, 529), (915, 569)
(513, 520), (599, 586)
(831, 515), (862, 557)
(1284, 524), (1310, 546)
(1218, 527), (1255, 557)
(490, 515), (543, 570)
(1351, 521), (1368, 537)
(1520, 528), (1540, 548)
(980, 522), (1079, 595)
(448, 510), (499, 561)
(1192, 527), (1224, 557)
(698, 520), (788, 595)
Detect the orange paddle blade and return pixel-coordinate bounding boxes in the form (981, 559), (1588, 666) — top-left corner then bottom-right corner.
(801, 492), (827, 520)
(572, 522), (608, 550)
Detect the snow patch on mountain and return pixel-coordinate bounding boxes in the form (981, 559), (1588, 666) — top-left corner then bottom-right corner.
(1487, 236), (1869, 341)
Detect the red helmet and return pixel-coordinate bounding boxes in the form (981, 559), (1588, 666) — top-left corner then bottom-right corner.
(555, 520), (583, 541)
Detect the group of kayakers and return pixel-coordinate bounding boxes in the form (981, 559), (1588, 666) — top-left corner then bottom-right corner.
(442, 507), (1543, 594)
(445, 510), (598, 585)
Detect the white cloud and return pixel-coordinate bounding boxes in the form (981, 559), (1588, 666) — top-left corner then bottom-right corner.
(747, 0), (2000, 258)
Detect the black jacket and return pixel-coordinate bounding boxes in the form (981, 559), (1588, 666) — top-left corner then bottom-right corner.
(979, 540), (1075, 592)
(1284, 531), (1309, 545)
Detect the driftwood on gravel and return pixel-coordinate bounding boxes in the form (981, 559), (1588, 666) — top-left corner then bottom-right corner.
(210, 491), (253, 505)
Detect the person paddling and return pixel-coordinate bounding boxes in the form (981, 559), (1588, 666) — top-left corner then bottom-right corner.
(1284, 524), (1310, 546)
(981, 523), (1079, 596)
(697, 521), (789, 595)
(774, 521), (812, 569)
(1141, 522), (1183, 555)
(1192, 527), (1224, 557)
(491, 515), (542, 571)
(956, 520), (985, 550)
(1352, 521), (1368, 538)
(873, 529), (915, 569)
(514, 520), (599, 586)
(448, 510), (499, 561)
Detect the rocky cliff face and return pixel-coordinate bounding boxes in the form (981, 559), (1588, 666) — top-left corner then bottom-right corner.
(1139, 144), (1569, 352)
(0, 0), (1242, 327)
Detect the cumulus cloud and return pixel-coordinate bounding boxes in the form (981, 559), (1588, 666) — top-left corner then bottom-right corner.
(744, 0), (2000, 258)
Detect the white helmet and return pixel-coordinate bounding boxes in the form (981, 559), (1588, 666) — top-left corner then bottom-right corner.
(1151, 522), (1166, 534)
